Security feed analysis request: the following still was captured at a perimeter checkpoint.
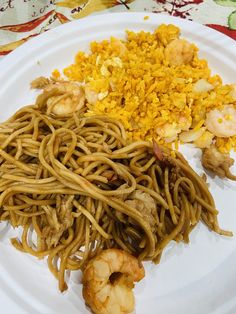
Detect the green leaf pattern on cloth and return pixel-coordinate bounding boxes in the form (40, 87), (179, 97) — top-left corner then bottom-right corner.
(212, 0), (236, 32)
(228, 10), (236, 29)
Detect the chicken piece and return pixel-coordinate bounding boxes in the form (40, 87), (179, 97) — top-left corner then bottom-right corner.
(125, 190), (157, 230)
(202, 145), (236, 180)
(165, 39), (195, 66)
(31, 76), (50, 89)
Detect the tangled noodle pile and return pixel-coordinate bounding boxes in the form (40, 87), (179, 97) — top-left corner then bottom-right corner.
(0, 101), (232, 292)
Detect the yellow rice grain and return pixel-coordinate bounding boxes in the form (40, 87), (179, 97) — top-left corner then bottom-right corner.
(60, 24), (235, 151)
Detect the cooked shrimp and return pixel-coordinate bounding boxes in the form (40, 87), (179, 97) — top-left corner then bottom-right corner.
(39, 81), (85, 115)
(165, 39), (195, 66)
(205, 104), (236, 137)
(82, 248), (145, 314)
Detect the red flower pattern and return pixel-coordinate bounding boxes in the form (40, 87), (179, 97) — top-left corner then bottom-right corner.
(153, 0), (203, 19)
(0, 0), (235, 56)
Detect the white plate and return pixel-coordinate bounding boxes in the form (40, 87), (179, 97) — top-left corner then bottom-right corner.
(0, 12), (236, 314)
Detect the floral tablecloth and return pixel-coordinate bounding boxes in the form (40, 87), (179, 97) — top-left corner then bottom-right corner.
(0, 0), (236, 57)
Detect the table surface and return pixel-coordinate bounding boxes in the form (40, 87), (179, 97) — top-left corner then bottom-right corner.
(0, 0), (236, 58)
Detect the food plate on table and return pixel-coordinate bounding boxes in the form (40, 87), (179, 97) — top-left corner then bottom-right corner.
(0, 12), (236, 314)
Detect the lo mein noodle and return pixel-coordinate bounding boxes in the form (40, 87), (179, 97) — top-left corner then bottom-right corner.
(0, 104), (232, 292)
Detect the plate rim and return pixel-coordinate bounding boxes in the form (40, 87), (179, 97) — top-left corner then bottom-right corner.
(0, 12), (236, 76)
(0, 11), (236, 314)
